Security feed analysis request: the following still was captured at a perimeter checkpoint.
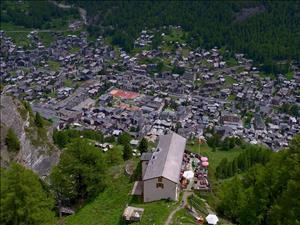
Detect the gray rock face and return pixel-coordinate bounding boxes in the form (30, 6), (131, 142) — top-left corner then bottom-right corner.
(0, 95), (60, 177)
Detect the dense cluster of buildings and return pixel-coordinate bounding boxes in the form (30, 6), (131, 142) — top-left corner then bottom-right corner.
(1, 27), (300, 150)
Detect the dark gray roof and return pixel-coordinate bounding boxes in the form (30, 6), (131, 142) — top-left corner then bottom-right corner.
(143, 132), (186, 183)
(141, 152), (153, 161)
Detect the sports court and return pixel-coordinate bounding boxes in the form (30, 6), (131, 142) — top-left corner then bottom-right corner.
(110, 89), (139, 99)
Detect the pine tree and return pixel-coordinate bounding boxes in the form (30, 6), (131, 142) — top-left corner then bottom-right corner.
(0, 163), (54, 225)
(51, 139), (107, 202)
(123, 143), (133, 160)
(106, 146), (123, 165)
(117, 132), (132, 145)
(217, 135), (300, 225)
(216, 158), (228, 178)
(138, 137), (148, 153)
(34, 112), (44, 128)
(232, 158), (239, 175)
(5, 128), (20, 152)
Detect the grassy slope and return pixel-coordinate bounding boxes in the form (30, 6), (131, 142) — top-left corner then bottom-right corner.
(38, 32), (55, 47)
(47, 60), (61, 71)
(65, 175), (131, 225)
(63, 142), (240, 225)
(0, 22), (31, 47)
(65, 163), (179, 225)
(170, 208), (196, 225)
(186, 142), (241, 171)
(186, 142), (241, 225)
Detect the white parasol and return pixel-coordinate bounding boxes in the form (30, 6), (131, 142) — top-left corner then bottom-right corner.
(206, 214), (219, 225)
(182, 170), (194, 180)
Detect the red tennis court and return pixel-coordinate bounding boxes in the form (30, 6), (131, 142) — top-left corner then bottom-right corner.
(110, 89), (139, 99)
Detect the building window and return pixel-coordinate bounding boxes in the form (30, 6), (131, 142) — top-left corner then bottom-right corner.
(158, 177), (162, 182)
(156, 183), (164, 189)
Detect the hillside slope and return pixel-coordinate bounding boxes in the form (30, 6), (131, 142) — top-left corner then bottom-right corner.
(74, 1), (300, 71)
(0, 95), (59, 177)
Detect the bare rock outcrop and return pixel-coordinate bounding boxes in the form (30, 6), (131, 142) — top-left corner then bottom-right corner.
(0, 95), (60, 177)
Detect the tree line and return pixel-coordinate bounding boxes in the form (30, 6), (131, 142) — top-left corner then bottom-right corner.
(216, 144), (271, 179)
(0, 163), (55, 225)
(1, 127), (150, 225)
(68, 1), (300, 72)
(3, 1), (299, 72)
(278, 103), (300, 117)
(216, 135), (300, 225)
(1, 1), (78, 29)
(205, 129), (242, 151)
(51, 129), (149, 205)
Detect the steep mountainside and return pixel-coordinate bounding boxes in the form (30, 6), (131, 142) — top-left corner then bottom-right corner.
(0, 95), (59, 177)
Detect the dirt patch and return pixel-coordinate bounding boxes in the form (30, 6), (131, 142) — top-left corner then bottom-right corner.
(125, 161), (135, 176)
(234, 5), (266, 23)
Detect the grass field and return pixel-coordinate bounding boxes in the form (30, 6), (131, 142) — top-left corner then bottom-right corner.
(164, 28), (186, 44)
(38, 32), (54, 47)
(181, 48), (190, 57)
(186, 141), (240, 225)
(65, 163), (180, 225)
(69, 46), (81, 54)
(170, 195), (235, 225)
(224, 76), (236, 86)
(285, 71), (294, 80)
(227, 94), (236, 101)
(226, 57), (238, 67)
(47, 60), (61, 71)
(186, 142), (241, 171)
(0, 22), (31, 47)
(170, 208), (197, 225)
(259, 72), (276, 80)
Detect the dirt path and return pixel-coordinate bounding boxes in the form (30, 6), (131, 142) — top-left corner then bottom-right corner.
(164, 191), (193, 225)
(49, 0), (88, 25)
(204, 201), (214, 214)
(79, 7), (88, 25)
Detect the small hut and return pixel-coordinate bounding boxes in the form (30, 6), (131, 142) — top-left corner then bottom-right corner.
(123, 206), (144, 222)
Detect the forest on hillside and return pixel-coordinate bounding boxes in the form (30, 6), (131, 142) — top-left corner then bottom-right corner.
(2, 1), (300, 73)
(215, 135), (300, 225)
(1, 133), (299, 225)
(68, 0), (300, 73)
(1, 1), (78, 29)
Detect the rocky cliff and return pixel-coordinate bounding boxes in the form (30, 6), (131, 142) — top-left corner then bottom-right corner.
(0, 95), (60, 178)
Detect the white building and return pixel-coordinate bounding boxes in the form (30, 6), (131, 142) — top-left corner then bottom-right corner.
(142, 132), (186, 202)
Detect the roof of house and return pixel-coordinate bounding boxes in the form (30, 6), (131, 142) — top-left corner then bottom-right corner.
(141, 152), (153, 161)
(143, 132), (186, 183)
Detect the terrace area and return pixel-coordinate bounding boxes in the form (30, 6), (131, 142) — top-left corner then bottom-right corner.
(180, 152), (210, 191)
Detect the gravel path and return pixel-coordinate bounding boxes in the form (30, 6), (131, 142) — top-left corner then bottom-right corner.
(164, 191), (193, 225)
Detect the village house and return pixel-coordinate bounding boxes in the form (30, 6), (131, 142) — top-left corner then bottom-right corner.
(142, 132), (186, 202)
(1, 27), (299, 151)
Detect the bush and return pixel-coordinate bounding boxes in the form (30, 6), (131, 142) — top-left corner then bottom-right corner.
(172, 66), (185, 75)
(106, 146), (123, 165)
(34, 112), (44, 128)
(53, 129), (104, 148)
(138, 138), (148, 153)
(5, 128), (20, 152)
(117, 132), (132, 145)
(123, 144), (133, 160)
